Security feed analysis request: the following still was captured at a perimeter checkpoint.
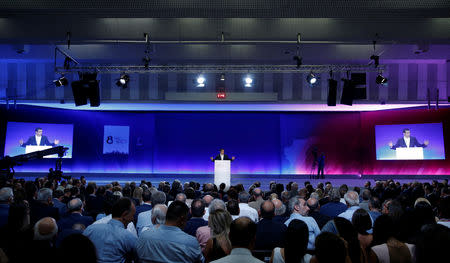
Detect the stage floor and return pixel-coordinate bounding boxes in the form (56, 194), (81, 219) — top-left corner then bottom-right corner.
(14, 173), (446, 190)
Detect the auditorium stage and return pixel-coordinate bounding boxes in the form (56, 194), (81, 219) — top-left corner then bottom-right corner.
(14, 173), (447, 190)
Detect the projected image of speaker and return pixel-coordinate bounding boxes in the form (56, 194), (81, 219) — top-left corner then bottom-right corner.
(71, 72), (100, 107)
(340, 79), (355, 106)
(327, 79), (337, 106)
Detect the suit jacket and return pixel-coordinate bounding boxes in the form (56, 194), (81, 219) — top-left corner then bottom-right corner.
(57, 213), (93, 231)
(21, 135), (55, 147)
(254, 218), (287, 250)
(391, 136), (426, 149)
(213, 154), (232, 161)
(29, 200), (60, 225)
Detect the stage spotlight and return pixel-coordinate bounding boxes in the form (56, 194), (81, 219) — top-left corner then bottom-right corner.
(306, 72), (318, 85)
(53, 76), (68, 87)
(116, 74), (130, 89)
(293, 55), (302, 68)
(220, 74), (225, 81)
(197, 76), (205, 87)
(376, 74), (388, 84)
(244, 76), (253, 87)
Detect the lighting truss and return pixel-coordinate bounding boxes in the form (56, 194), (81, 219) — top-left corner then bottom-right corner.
(55, 64), (385, 74)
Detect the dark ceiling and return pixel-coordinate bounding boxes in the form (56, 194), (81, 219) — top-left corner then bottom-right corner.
(1, 0), (449, 18)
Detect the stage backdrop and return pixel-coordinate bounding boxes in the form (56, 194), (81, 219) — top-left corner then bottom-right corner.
(0, 105), (449, 175)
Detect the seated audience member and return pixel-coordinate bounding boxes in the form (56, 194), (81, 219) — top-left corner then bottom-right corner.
(338, 190), (360, 221)
(204, 209), (233, 262)
(55, 223), (85, 248)
(238, 191), (259, 222)
(437, 196), (450, 228)
(270, 219), (311, 263)
(255, 200), (287, 250)
(83, 198), (137, 263)
(369, 214), (415, 263)
(311, 232), (347, 263)
(184, 199), (208, 236)
(248, 188), (264, 212)
(210, 217), (264, 263)
(307, 197), (331, 229)
(284, 196), (320, 250)
(32, 217), (58, 262)
(30, 188), (60, 224)
(352, 208), (373, 252)
(359, 189), (371, 212)
(136, 191), (166, 233)
(140, 204), (167, 233)
(368, 197), (382, 221)
(197, 199), (227, 251)
(57, 198), (93, 232)
(52, 189), (67, 217)
(58, 233), (97, 263)
(202, 194), (214, 221)
(0, 187), (13, 228)
(133, 188), (152, 222)
(271, 198), (287, 224)
(137, 200), (204, 263)
(415, 224), (450, 263)
(226, 199), (240, 220)
(319, 188), (347, 218)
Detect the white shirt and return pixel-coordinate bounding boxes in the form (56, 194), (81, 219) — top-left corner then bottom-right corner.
(92, 214), (137, 237)
(404, 136), (410, 147)
(137, 209), (153, 234)
(220, 154), (224, 160)
(35, 135), (42, 146)
(272, 247), (312, 263)
(238, 203), (259, 222)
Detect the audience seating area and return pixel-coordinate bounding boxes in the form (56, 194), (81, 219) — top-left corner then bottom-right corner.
(0, 176), (449, 263)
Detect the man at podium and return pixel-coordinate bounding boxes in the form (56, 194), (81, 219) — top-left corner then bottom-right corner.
(19, 127), (60, 147)
(210, 149), (236, 161)
(388, 128), (429, 149)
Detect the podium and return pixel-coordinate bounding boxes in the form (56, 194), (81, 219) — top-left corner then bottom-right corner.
(25, 145), (58, 158)
(214, 160), (231, 188)
(395, 147), (424, 160)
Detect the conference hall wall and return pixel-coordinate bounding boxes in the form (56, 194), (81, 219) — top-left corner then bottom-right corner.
(0, 105), (449, 176)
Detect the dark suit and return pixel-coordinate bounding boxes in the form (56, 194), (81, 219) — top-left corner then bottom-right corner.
(29, 200), (60, 225)
(309, 211), (331, 229)
(21, 135), (55, 147)
(183, 217), (208, 236)
(134, 203), (152, 222)
(213, 154), (233, 161)
(57, 213), (93, 232)
(391, 136), (427, 149)
(255, 218), (287, 250)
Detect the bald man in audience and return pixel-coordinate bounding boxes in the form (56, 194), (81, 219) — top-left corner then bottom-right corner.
(271, 198), (287, 224)
(254, 200), (287, 250)
(248, 188), (264, 212)
(306, 197), (330, 229)
(57, 198), (93, 232)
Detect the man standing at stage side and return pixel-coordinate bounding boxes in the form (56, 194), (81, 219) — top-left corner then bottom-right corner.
(210, 149), (236, 161)
(317, 153), (325, 179)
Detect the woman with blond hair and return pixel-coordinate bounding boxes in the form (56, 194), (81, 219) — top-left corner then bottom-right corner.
(203, 209), (233, 262)
(132, 187), (143, 205)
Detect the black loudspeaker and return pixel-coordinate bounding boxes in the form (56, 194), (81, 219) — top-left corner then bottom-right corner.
(71, 81), (88, 106)
(71, 73), (100, 107)
(448, 96), (450, 102)
(341, 79), (355, 106)
(327, 79), (337, 106)
(351, 73), (367, 100)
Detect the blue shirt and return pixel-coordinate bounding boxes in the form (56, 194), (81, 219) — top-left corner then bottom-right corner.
(284, 213), (321, 250)
(137, 224), (204, 263)
(0, 204), (9, 228)
(83, 219), (137, 263)
(320, 201), (348, 218)
(136, 209), (152, 234)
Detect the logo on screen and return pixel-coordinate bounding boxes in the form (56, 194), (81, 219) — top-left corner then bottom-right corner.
(103, 126), (130, 154)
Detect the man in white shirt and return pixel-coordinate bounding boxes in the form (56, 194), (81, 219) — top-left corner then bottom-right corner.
(238, 191), (258, 222)
(19, 127), (59, 147)
(211, 149), (236, 161)
(389, 128), (429, 149)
